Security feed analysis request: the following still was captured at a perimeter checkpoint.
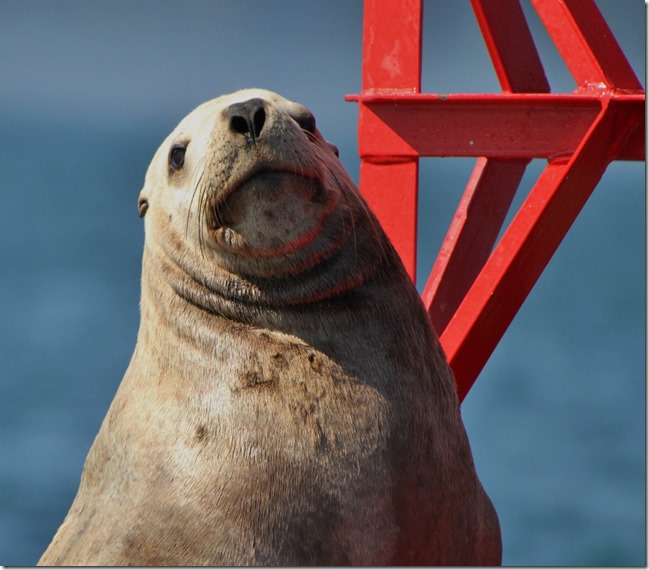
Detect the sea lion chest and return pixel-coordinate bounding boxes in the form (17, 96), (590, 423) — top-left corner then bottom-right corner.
(87, 321), (396, 565)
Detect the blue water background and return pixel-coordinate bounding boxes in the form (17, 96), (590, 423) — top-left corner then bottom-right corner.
(1, 1), (645, 565)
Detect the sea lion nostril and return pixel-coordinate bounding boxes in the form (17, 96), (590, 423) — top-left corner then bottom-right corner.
(227, 98), (266, 142)
(253, 107), (266, 139)
(230, 115), (249, 136)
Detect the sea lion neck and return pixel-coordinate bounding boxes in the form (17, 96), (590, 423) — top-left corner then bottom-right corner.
(139, 215), (388, 332)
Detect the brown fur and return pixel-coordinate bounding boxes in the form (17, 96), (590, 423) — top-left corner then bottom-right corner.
(38, 89), (501, 565)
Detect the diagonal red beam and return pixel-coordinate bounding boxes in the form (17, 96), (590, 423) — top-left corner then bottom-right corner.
(423, 158), (527, 334)
(471, 0), (550, 93)
(440, 98), (642, 401)
(424, 0), (549, 336)
(531, 0), (643, 91)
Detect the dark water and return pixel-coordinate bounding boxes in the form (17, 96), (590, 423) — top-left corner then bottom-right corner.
(1, 113), (645, 566)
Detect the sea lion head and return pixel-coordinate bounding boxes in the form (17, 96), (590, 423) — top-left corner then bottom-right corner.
(137, 89), (386, 312)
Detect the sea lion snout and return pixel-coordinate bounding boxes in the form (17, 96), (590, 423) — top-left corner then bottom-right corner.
(223, 94), (323, 152)
(226, 98), (267, 143)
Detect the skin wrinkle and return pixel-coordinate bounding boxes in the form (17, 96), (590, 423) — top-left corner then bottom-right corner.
(38, 89), (501, 566)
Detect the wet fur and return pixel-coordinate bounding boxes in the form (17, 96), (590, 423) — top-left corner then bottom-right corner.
(38, 89), (501, 566)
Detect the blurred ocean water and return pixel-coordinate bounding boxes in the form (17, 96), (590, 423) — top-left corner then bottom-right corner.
(1, 108), (644, 566)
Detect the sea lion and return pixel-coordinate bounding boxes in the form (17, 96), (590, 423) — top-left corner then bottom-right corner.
(38, 88), (501, 566)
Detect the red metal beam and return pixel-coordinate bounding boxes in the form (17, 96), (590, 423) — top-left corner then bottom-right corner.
(471, 0), (550, 93)
(360, 0), (422, 93)
(422, 0), (550, 336)
(359, 159), (419, 278)
(422, 158), (527, 334)
(440, 98), (642, 400)
(531, 0), (643, 91)
(358, 0), (423, 279)
(348, 93), (644, 160)
(348, 0), (644, 402)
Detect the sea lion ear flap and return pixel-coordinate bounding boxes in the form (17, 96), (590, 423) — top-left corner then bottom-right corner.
(326, 141), (340, 158)
(137, 193), (149, 218)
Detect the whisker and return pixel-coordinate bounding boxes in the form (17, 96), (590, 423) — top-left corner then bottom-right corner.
(198, 182), (212, 259)
(326, 163), (358, 267)
(186, 156), (206, 239)
(331, 155), (391, 269)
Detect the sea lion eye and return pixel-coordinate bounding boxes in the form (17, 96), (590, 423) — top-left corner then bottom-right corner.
(169, 144), (187, 171)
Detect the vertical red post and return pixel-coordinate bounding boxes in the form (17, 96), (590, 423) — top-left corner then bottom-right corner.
(358, 0), (423, 279)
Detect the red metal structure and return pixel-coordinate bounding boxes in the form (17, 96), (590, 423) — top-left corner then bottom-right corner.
(346, 0), (645, 402)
